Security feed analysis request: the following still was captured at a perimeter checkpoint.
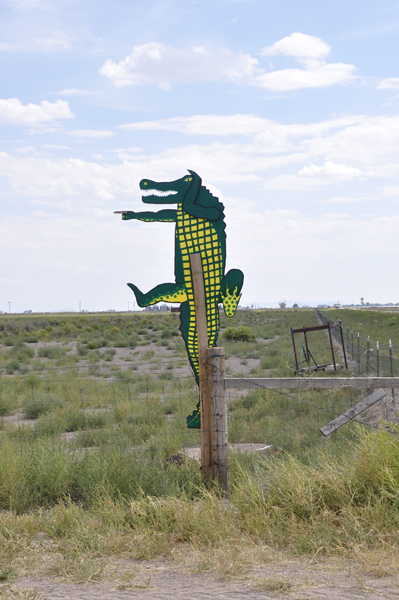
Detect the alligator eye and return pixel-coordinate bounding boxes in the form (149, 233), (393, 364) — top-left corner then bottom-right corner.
(185, 177), (192, 182)
(143, 182), (147, 185)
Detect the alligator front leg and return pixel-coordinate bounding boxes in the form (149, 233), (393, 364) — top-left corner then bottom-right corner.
(114, 210), (177, 223)
(127, 282), (187, 307)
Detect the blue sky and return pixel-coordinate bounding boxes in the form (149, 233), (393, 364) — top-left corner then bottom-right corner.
(2, 0), (399, 312)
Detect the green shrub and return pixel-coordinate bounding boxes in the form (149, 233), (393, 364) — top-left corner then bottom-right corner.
(37, 346), (65, 359)
(23, 395), (62, 419)
(223, 326), (256, 342)
(5, 358), (20, 373)
(0, 397), (13, 416)
(260, 355), (277, 370)
(102, 349), (116, 361)
(25, 335), (38, 343)
(114, 338), (129, 348)
(77, 344), (88, 357)
(87, 341), (98, 350)
(128, 337), (138, 348)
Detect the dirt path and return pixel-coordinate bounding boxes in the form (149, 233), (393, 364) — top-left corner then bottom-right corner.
(7, 560), (399, 600)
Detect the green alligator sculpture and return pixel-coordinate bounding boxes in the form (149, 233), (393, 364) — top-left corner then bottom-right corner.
(115, 170), (244, 428)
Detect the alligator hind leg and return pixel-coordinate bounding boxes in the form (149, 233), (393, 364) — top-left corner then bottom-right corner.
(127, 282), (187, 307)
(220, 269), (244, 317)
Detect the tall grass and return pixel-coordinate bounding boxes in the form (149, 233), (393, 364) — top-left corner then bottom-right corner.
(2, 427), (399, 573)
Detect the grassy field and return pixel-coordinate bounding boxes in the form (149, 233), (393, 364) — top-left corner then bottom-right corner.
(323, 307), (399, 348)
(1, 308), (399, 589)
(0, 309), (358, 463)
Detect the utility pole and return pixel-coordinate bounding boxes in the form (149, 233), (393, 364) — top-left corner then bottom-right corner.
(79, 301), (81, 313)
(8, 301), (11, 313)
(127, 301), (130, 311)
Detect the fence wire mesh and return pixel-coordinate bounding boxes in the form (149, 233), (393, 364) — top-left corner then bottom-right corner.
(316, 309), (399, 379)
(0, 369), (387, 466)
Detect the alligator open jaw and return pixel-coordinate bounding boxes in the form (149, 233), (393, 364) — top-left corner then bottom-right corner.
(142, 189), (178, 198)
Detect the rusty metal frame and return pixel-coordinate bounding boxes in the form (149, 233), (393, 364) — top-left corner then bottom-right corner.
(291, 322), (348, 374)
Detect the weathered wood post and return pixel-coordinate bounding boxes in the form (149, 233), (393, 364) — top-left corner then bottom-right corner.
(207, 347), (230, 494)
(190, 253), (229, 491)
(190, 252), (211, 480)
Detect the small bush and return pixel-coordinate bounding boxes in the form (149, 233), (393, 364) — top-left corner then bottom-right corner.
(0, 397), (13, 416)
(5, 358), (20, 373)
(23, 395), (62, 419)
(87, 341), (98, 350)
(260, 355), (277, 370)
(102, 349), (116, 361)
(128, 337), (138, 349)
(37, 346), (65, 359)
(223, 326), (256, 342)
(25, 335), (38, 343)
(77, 344), (88, 357)
(114, 338), (129, 348)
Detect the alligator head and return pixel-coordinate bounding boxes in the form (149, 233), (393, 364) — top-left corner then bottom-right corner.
(140, 170), (221, 221)
(140, 170), (196, 204)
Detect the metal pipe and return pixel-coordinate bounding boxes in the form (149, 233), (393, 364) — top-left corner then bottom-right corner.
(339, 321), (348, 369)
(291, 328), (299, 372)
(377, 340), (379, 377)
(328, 323), (337, 372)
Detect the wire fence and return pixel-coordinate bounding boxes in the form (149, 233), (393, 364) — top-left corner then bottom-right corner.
(0, 368), (388, 464)
(316, 309), (399, 379)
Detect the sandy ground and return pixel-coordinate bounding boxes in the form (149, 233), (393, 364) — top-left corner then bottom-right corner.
(6, 556), (399, 599)
(0, 334), (283, 379)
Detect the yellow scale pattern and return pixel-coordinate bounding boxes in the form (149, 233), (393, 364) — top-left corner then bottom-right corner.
(176, 203), (223, 378)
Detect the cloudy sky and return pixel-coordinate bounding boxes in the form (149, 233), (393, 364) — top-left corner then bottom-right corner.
(1, 0), (399, 312)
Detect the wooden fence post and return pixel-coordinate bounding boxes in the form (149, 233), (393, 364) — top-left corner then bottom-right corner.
(190, 252), (211, 480)
(190, 253), (230, 492)
(207, 347), (230, 494)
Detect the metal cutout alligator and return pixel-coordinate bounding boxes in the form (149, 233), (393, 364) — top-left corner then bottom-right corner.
(115, 170), (244, 428)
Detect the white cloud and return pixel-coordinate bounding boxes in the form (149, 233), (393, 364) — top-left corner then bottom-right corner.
(298, 161), (364, 179)
(99, 42), (258, 87)
(378, 78), (399, 89)
(317, 195), (376, 203)
(100, 36), (355, 92)
(119, 114), (271, 136)
(303, 116), (399, 165)
(0, 98), (74, 125)
(255, 61), (355, 91)
(2, 113), (399, 204)
(42, 144), (72, 149)
(15, 146), (42, 156)
(256, 33), (355, 91)
(261, 33), (330, 59)
(382, 186), (399, 196)
(68, 130), (115, 138)
(4, 0), (46, 10)
(111, 147), (141, 153)
(58, 89), (93, 96)
(0, 31), (73, 52)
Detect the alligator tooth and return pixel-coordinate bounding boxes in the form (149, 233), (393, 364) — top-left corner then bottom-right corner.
(142, 189), (178, 197)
